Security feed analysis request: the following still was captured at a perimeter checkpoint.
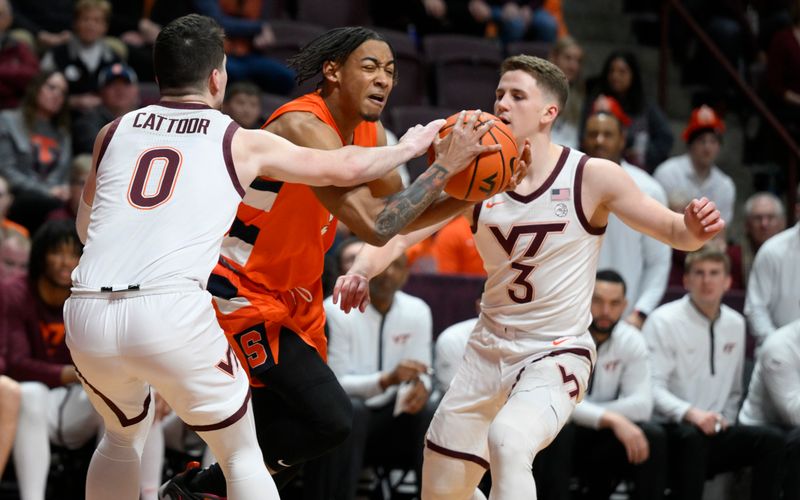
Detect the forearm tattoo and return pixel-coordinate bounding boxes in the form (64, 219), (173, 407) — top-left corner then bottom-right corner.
(374, 163), (449, 241)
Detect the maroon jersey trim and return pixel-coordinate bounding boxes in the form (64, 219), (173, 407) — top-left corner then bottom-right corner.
(95, 116), (123, 172)
(223, 121), (245, 197)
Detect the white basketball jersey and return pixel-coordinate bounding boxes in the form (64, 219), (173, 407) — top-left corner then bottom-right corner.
(473, 147), (604, 337)
(73, 102), (244, 290)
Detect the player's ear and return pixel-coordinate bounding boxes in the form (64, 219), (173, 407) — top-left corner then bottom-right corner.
(541, 103), (559, 126)
(322, 60), (340, 84)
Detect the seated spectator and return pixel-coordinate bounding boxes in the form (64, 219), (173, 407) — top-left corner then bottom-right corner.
(645, 247), (785, 500)
(739, 318), (800, 500)
(0, 226), (28, 280)
(583, 102), (670, 328)
(744, 188), (800, 345)
(489, 1), (559, 43)
(434, 316), (478, 393)
(369, 0), (451, 38)
(431, 216), (486, 276)
(41, 0), (122, 113)
(766, 2), (800, 133)
(535, 270), (666, 500)
(0, 172), (26, 236)
(0, 0), (39, 110)
(0, 70), (71, 233)
(194, 0), (294, 96)
(0, 272), (21, 480)
(46, 153), (91, 222)
(653, 105), (736, 225)
(549, 35), (584, 148)
(72, 63), (139, 154)
(319, 246), (436, 499)
(584, 51), (674, 170)
(739, 192), (786, 286)
(5, 220), (163, 500)
(667, 227), (745, 291)
(222, 81), (262, 129)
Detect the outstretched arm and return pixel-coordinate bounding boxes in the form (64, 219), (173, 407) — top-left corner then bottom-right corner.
(586, 158), (724, 251)
(234, 119), (445, 188)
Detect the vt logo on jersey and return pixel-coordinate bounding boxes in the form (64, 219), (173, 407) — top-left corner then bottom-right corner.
(488, 223), (568, 303)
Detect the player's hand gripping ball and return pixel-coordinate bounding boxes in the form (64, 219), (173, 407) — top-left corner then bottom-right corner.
(428, 111), (518, 202)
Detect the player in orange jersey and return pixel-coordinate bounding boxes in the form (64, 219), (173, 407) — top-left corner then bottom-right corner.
(159, 27), (520, 499)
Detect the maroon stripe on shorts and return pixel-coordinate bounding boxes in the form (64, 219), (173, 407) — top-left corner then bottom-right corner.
(426, 438), (490, 470)
(76, 367), (152, 427)
(187, 390), (252, 432)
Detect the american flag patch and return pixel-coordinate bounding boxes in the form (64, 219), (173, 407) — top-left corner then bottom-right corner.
(550, 188), (570, 201)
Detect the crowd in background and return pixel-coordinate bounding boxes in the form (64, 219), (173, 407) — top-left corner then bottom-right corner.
(0, 0), (798, 499)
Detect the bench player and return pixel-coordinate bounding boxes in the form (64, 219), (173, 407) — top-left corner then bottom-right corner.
(63, 15), (477, 500)
(335, 55), (724, 499)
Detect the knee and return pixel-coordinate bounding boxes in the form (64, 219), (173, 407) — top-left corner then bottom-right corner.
(18, 382), (49, 421)
(0, 376), (21, 413)
(317, 394), (354, 448)
(422, 447), (483, 499)
(487, 419), (537, 468)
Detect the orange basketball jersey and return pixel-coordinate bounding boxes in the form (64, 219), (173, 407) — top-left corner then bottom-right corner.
(215, 92), (377, 356)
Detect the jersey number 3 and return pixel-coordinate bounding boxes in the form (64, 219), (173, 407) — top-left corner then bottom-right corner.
(489, 223), (567, 304)
(127, 147), (183, 209)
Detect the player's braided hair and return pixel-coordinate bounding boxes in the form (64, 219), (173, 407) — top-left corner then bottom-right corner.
(287, 26), (396, 87)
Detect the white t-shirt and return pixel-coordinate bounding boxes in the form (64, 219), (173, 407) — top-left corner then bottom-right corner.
(598, 161), (670, 316)
(433, 317), (478, 393)
(653, 153), (736, 225)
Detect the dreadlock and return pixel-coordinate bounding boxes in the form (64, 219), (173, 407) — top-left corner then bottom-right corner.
(287, 26), (396, 87)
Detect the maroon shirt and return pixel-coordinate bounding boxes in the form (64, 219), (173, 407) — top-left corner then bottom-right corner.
(5, 277), (71, 387)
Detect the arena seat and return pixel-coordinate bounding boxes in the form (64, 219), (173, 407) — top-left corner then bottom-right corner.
(388, 105), (459, 182)
(374, 28), (426, 110)
(296, 0), (371, 29)
(506, 40), (552, 59)
(423, 35), (503, 112)
(264, 20), (326, 64)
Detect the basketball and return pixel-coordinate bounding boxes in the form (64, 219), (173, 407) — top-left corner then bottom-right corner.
(427, 111), (518, 202)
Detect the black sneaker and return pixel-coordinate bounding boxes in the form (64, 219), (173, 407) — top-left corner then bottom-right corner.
(158, 461), (227, 500)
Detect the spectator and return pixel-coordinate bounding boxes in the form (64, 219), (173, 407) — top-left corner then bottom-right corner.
(486, 1), (559, 43)
(653, 105), (736, 225)
(193, 0), (295, 96)
(8, 0), (73, 50)
(739, 318), (800, 500)
(369, 0), (451, 38)
(585, 51), (674, 170)
(549, 35), (584, 149)
(0, 173), (26, 236)
(766, 1), (800, 133)
(41, 0), (122, 113)
(645, 247), (785, 500)
(0, 0), (39, 110)
(0, 70), (71, 233)
(0, 227), (28, 280)
(0, 271), (21, 480)
(321, 248), (436, 499)
(583, 103), (670, 328)
(535, 270), (666, 500)
(740, 192), (786, 285)
(72, 62), (139, 154)
(744, 189), (800, 345)
(433, 316), (478, 393)
(431, 216), (486, 276)
(46, 153), (91, 223)
(107, 0), (161, 82)
(5, 220), (101, 500)
(222, 80), (262, 129)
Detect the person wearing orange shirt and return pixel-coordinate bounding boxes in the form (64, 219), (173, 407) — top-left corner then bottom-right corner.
(432, 216), (486, 276)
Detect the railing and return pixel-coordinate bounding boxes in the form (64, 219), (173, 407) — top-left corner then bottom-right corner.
(658, 0), (799, 224)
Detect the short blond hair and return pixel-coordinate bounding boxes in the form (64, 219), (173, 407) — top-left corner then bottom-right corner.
(684, 246), (730, 275)
(501, 54), (568, 112)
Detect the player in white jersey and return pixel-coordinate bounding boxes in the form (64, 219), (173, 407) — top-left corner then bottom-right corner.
(62, 14), (487, 500)
(334, 54), (725, 500)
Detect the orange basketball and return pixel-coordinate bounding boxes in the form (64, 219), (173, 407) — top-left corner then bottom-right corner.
(427, 111), (518, 202)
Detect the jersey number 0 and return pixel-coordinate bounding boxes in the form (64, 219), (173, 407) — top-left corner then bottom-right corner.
(127, 147), (183, 209)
